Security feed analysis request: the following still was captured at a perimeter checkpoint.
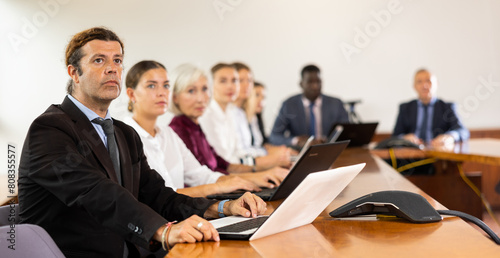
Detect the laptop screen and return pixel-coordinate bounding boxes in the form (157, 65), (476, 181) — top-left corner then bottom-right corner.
(270, 140), (349, 200)
(327, 122), (379, 147)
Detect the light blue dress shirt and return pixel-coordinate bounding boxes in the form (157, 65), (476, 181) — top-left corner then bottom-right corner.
(67, 94), (113, 149)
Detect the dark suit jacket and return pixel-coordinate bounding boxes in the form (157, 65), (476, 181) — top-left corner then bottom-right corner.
(392, 99), (470, 141)
(269, 94), (349, 146)
(18, 97), (216, 258)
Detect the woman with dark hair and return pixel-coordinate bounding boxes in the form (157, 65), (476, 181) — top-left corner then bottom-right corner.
(123, 60), (261, 197)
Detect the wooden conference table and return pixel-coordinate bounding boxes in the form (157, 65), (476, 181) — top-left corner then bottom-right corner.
(370, 138), (500, 166)
(371, 138), (500, 215)
(167, 148), (500, 257)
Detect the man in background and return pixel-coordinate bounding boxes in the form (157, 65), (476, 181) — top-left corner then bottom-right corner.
(269, 64), (349, 149)
(392, 68), (469, 146)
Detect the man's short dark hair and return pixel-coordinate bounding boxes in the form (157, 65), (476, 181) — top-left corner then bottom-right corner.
(65, 27), (124, 94)
(210, 63), (236, 78)
(232, 62), (251, 72)
(301, 64), (320, 79)
(254, 81), (264, 88)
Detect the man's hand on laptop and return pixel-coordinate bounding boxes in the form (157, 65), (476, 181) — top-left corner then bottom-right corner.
(154, 193), (267, 247)
(224, 192), (267, 218)
(154, 215), (220, 248)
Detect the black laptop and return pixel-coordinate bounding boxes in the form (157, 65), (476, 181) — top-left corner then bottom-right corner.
(328, 122), (378, 147)
(206, 140), (349, 201)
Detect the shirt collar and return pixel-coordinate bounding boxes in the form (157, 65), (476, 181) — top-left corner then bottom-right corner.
(418, 97), (437, 107)
(301, 95), (323, 107)
(123, 116), (160, 138)
(67, 94), (112, 121)
(210, 99), (234, 116)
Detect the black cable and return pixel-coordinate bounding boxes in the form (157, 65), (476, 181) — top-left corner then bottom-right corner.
(437, 210), (500, 245)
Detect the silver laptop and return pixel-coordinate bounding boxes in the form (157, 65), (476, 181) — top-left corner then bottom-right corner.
(210, 163), (366, 240)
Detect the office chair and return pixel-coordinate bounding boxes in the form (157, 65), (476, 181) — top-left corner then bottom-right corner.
(0, 204), (65, 258)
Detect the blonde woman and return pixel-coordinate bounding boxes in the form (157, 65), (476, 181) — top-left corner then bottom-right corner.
(169, 64), (288, 189)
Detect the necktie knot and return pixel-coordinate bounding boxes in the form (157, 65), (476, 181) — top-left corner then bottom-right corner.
(92, 118), (114, 136)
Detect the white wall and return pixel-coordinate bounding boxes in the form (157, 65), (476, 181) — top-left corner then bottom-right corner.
(2, 0), (500, 174)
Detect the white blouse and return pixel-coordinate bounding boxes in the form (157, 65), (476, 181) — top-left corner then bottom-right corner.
(233, 107), (267, 157)
(198, 100), (244, 164)
(249, 115), (264, 148)
(124, 117), (223, 190)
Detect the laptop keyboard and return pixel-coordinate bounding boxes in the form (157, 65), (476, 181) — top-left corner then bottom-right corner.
(217, 216), (269, 233)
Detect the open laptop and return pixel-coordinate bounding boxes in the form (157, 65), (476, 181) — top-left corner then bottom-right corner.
(290, 135), (314, 162)
(210, 163), (366, 240)
(328, 122), (379, 147)
(206, 140), (349, 201)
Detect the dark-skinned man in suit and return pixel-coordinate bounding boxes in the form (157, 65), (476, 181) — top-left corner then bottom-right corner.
(270, 65), (349, 149)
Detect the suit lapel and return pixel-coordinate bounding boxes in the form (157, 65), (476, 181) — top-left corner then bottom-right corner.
(409, 101), (419, 133)
(294, 96), (308, 134)
(60, 96), (120, 184)
(320, 95), (331, 135)
(431, 100), (443, 138)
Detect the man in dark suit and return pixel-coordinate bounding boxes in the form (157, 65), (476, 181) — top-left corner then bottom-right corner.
(269, 65), (349, 148)
(393, 69), (469, 146)
(18, 27), (266, 258)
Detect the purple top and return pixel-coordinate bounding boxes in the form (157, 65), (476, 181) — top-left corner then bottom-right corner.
(169, 115), (230, 175)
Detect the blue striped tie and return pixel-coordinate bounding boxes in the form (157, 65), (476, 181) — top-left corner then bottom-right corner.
(308, 102), (316, 137)
(419, 105), (429, 143)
